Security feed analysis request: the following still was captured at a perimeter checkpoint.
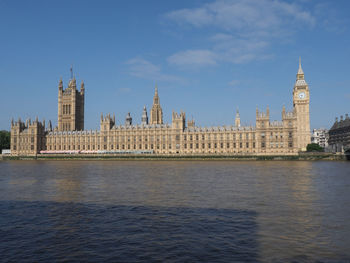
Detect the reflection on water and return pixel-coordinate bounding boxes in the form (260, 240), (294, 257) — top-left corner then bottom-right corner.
(0, 160), (349, 262)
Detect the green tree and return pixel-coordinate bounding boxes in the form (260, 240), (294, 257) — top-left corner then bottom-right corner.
(0, 130), (11, 153)
(306, 143), (324, 152)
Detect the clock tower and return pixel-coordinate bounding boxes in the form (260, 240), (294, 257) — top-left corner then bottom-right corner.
(293, 58), (311, 151)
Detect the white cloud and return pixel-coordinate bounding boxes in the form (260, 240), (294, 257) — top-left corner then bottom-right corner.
(164, 0), (316, 68)
(167, 50), (217, 67)
(126, 58), (182, 82)
(165, 0), (315, 33)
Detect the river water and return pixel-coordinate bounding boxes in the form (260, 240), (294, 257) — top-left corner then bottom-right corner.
(0, 160), (349, 262)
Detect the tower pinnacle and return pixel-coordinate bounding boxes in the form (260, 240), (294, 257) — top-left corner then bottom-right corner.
(298, 57), (304, 75)
(235, 108), (241, 127)
(150, 84), (163, 124)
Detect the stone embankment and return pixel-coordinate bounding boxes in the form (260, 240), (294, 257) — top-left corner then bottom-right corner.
(1, 153), (348, 161)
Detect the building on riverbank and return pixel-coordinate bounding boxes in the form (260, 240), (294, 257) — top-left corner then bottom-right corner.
(311, 128), (328, 148)
(10, 60), (311, 156)
(328, 114), (350, 153)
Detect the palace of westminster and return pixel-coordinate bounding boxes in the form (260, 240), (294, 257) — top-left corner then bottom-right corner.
(10, 60), (311, 156)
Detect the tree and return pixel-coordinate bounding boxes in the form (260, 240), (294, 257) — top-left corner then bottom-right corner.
(306, 143), (324, 152)
(0, 130), (11, 153)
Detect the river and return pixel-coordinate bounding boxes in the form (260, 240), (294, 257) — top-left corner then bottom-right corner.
(0, 160), (349, 262)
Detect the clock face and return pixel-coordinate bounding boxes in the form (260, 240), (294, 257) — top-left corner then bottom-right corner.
(298, 92), (306, 99)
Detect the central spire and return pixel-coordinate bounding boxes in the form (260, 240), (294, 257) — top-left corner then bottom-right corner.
(153, 83), (160, 105)
(150, 83), (163, 124)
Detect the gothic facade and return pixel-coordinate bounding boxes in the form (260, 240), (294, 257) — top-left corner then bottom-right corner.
(10, 60), (311, 156)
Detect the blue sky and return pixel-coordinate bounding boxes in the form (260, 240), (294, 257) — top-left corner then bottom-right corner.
(0, 0), (349, 130)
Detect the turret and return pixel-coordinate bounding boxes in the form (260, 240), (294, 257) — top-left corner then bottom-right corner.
(125, 112), (132, 126)
(172, 111), (186, 131)
(187, 118), (195, 128)
(256, 106), (270, 129)
(141, 106), (148, 125)
(58, 78), (63, 91)
(100, 113), (115, 131)
(80, 80), (85, 95)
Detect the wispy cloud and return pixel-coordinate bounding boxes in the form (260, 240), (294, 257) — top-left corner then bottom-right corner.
(165, 0), (315, 33)
(164, 0), (316, 68)
(167, 49), (217, 68)
(228, 80), (240, 87)
(117, 87), (131, 93)
(126, 58), (183, 82)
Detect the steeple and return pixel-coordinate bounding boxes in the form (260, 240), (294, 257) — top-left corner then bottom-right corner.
(295, 57), (307, 87)
(153, 84), (160, 105)
(297, 57), (304, 76)
(235, 108), (241, 127)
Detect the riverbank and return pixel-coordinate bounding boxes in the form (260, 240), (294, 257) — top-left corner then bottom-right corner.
(1, 152), (348, 161)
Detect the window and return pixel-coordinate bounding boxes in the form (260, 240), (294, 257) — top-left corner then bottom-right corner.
(261, 142), (265, 148)
(240, 142), (242, 148)
(246, 142), (249, 148)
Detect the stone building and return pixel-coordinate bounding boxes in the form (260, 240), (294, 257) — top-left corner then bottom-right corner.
(58, 75), (84, 131)
(10, 60), (311, 156)
(328, 114), (350, 152)
(311, 129), (328, 148)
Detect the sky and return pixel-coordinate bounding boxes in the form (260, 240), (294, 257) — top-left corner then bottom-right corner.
(0, 0), (349, 131)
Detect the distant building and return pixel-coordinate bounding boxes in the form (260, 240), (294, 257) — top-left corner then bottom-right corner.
(311, 129), (328, 148)
(328, 114), (350, 152)
(10, 60), (311, 156)
(1, 149), (11, 155)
